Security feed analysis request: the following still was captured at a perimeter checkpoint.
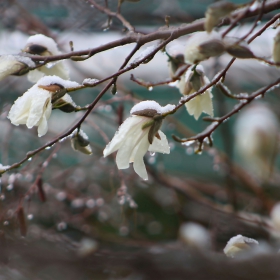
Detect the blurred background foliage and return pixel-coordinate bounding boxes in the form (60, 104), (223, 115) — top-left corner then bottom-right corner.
(0, 0), (280, 279)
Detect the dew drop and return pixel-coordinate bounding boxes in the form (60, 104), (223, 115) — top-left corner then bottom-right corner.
(148, 86), (153, 91)
(150, 152), (155, 156)
(3, 221), (9, 226)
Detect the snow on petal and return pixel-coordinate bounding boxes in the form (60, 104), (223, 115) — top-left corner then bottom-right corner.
(224, 234), (259, 258)
(0, 55), (34, 81)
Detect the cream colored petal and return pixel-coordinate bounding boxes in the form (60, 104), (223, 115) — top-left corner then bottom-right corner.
(200, 90), (213, 117)
(27, 70), (45, 83)
(133, 136), (150, 180)
(185, 96), (202, 120)
(8, 91), (34, 125)
(148, 131), (170, 154)
(26, 90), (51, 129)
(40, 63), (69, 80)
(103, 116), (148, 157)
(37, 114), (48, 137)
(115, 129), (147, 169)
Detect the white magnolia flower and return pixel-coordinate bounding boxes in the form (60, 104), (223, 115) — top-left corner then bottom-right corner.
(234, 104), (279, 180)
(8, 75), (80, 137)
(103, 101), (175, 180)
(184, 31), (225, 64)
(178, 65), (213, 120)
(23, 34), (69, 83)
(0, 55), (35, 81)
(224, 234), (259, 258)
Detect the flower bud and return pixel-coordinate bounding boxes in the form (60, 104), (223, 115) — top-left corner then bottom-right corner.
(71, 129), (92, 155)
(224, 235), (259, 258)
(205, 1), (237, 33)
(273, 29), (280, 64)
(168, 54), (185, 78)
(53, 93), (78, 113)
(224, 37), (255, 59)
(185, 32), (225, 64)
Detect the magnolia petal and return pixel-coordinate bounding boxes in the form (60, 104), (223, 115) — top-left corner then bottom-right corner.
(40, 64), (69, 80)
(8, 95), (31, 125)
(37, 114), (49, 137)
(148, 131), (170, 154)
(185, 96), (203, 120)
(200, 91), (213, 117)
(133, 136), (150, 180)
(27, 70), (45, 83)
(103, 116), (148, 157)
(116, 129), (147, 169)
(26, 90), (51, 128)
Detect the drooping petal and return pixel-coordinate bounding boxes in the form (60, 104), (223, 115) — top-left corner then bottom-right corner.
(132, 136), (150, 180)
(26, 90), (51, 129)
(103, 116), (148, 157)
(185, 95), (203, 120)
(37, 114), (49, 137)
(116, 129), (148, 169)
(148, 131), (170, 154)
(199, 90), (213, 117)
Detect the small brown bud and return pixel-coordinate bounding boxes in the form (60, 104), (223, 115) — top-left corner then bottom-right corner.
(224, 38), (255, 59)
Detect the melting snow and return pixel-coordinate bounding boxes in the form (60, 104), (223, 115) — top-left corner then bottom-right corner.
(37, 75), (80, 88)
(130, 100), (175, 115)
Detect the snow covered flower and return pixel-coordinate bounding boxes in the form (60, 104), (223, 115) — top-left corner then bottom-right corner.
(234, 104), (279, 181)
(224, 235), (259, 258)
(71, 129), (92, 155)
(8, 75), (80, 137)
(103, 101), (175, 180)
(178, 65), (213, 120)
(184, 31), (225, 64)
(0, 55), (35, 81)
(23, 34), (69, 83)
